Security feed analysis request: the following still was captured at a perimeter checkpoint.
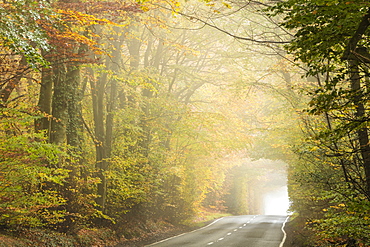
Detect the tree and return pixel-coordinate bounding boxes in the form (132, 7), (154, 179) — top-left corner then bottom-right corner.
(0, 0), (51, 68)
(269, 0), (370, 245)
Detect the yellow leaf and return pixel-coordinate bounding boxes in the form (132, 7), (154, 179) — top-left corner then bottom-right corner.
(223, 2), (231, 8)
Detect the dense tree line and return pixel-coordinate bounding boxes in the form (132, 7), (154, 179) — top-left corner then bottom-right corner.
(0, 0), (259, 237)
(267, 0), (370, 246)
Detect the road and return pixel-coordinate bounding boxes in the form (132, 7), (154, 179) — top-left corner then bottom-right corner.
(146, 215), (288, 247)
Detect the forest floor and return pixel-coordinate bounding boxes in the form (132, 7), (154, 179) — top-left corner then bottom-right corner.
(114, 224), (193, 247)
(282, 216), (313, 247)
(0, 212), (229, 247)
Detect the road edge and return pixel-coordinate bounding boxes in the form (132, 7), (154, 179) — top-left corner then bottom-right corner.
(279, 216), (290, 247)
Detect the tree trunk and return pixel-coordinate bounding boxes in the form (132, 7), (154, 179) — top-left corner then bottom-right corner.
(90, 69), (108, 210)
(349, 59), (370, 196)
(35, 65), (53, 135)
(127, 28), (141, 69)
(50, 62), (68, 145)
(0, 56), (28, 105)
(66, 63), (82, 148)
(105, 32), (122, 158)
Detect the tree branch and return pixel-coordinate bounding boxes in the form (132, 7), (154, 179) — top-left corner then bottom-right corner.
(342, 8), (370, 60)
(159, 5), (291, 44)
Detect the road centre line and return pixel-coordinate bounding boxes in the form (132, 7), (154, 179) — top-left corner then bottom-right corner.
(207, 215), (285, 247)
(211, 217), (254, 246)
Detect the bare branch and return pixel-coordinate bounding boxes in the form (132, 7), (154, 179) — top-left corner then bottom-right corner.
(158, 4), (291, 44)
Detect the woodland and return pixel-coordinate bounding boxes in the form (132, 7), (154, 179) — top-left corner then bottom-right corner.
(0, 0), (370, 246)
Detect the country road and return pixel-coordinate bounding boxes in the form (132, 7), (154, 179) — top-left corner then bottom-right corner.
(146, 215), (289, 247)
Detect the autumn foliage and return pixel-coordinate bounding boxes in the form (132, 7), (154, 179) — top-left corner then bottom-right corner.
(0, 0), (253, 241)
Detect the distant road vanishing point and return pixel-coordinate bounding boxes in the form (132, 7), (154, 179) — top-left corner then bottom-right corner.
(146, 215), (289, 247)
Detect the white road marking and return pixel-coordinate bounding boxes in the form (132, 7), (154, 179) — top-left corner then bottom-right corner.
(243, 223), (247, 226)
(279, 216), (290, 247)
(233, 229), (238, 231)
(207, 242), (214, 245)
(227, 233), (231, 235)
(218, 238), (224, 241)
(145, 217), (225, 246)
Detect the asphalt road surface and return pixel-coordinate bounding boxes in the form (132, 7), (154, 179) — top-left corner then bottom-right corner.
(146, 215), (288, 247)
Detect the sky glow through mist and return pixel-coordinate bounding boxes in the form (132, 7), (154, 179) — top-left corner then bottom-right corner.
(263, 186), (290, 215)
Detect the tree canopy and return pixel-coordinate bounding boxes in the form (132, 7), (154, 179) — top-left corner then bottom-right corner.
(268, 0), (370, 245)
